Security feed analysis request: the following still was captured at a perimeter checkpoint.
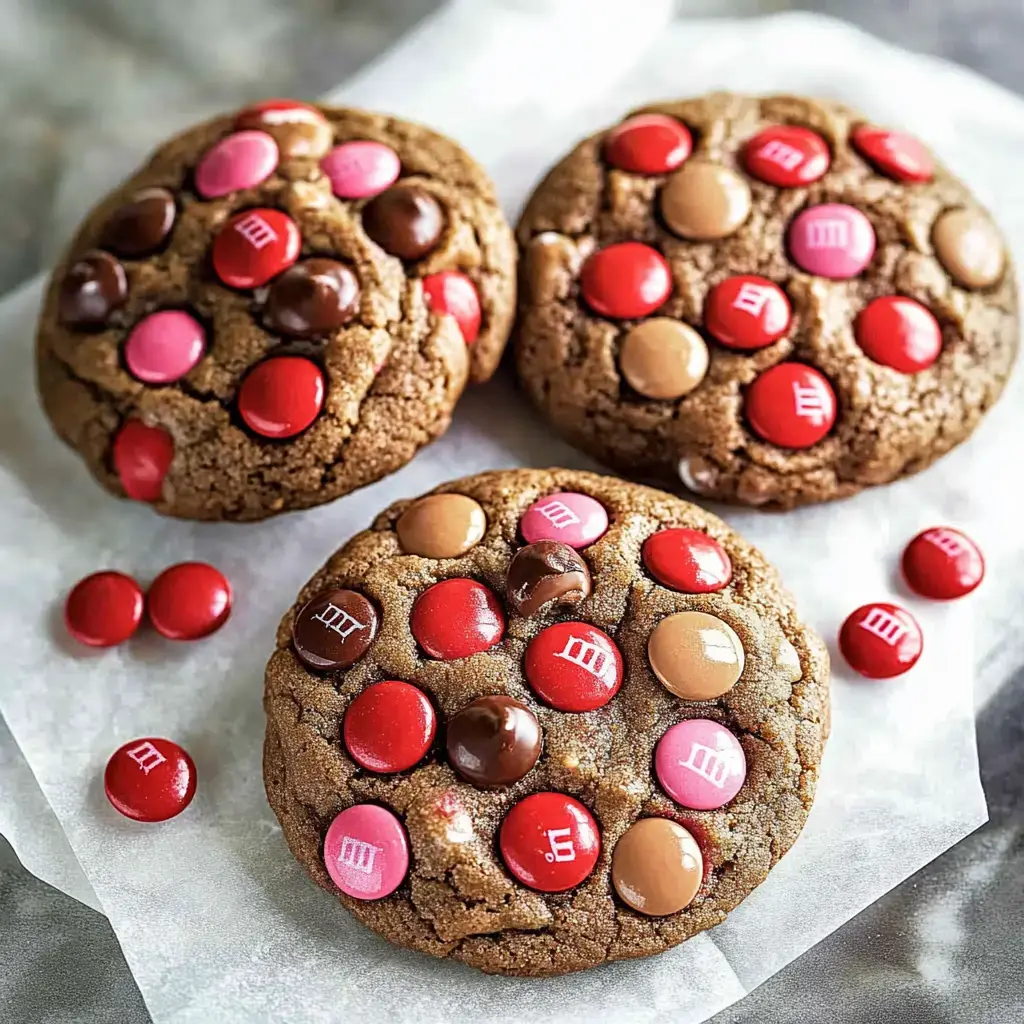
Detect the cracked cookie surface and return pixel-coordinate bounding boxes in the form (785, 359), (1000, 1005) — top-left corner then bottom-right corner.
(263, 468), (829, 976)
(36, 101), (516, 521)
(515, 92), (1018, 509)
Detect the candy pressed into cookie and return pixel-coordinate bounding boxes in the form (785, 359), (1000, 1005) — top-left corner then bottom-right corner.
(515, 92), (1018, 509)
(263, 468), (829, 976)
(36, 100), (516, 521)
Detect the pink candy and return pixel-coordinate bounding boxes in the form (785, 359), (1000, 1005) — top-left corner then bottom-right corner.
(124, 311), (206, 384)
(321, 141), (400, 200)
(788, 203), (876, 279)
(520, 492), (609, 549)
(655, 719), (747, 810)
(194, 130), (279, 199)
(323, 803), (409, 900)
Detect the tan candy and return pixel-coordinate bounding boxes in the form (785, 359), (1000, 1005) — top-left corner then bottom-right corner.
(932, 208), (1005, 289)
(660, 161), (751, 241)
(619, 318), (709, 400)
(396, 494), (486, 559)
(647, 610), (744, 700)
(612, 817), (703, 915)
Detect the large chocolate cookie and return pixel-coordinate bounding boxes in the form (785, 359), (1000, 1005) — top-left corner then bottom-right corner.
(515, 92), (1018, 509)
(36, 100), (516, 521)
(263, 468), (829, 976)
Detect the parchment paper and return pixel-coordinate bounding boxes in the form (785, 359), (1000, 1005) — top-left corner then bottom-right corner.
(4, 2), (1024, 1020)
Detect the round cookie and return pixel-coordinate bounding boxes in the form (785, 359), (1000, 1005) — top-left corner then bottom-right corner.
(515, 92), (1018, 509)
(263, 468), (829, 976)
(37, 100), (516, 521)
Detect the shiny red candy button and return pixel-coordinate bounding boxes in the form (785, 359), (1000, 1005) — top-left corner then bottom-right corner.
(344, 681), (436, 773)
(65, 571), (144, 647)
(743, 125), (830, 187)
(854, 296), (942, 373)
(238, 356), (325, 439)
(902, 527), (984, 600)
(104, 737), (196, 822)
(411, 579), (505, 660)
(643, 528), (732, 593)
(745, 363), (837, 449)
(146, 562), (232, 641)
(499, 792), (600, 893)
(212, 208), (300, 289)
(839, 602), (922, 679)
(524, 622), (622, 712)
(113, 420), (174, 503)
(580, 242), (671, 319)
(422, 271), (481, 344)
(705, 275), (791, 350)
(851, 125), (934, 183)
(604, 114), (692, 175)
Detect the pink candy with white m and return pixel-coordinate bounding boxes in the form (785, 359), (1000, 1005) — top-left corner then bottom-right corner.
(655, 719), (747, 810)
(323, 804), (409, 900)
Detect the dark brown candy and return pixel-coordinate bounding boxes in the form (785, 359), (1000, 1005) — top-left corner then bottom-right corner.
(263, 258), (360, 338)
(506, 540), (591, 617)
(100, 187), (176, 257)
(292, 588), (378, 671)
(362, 184), (445, 260)
(58, 251), (128, 328)
(446, 696), (541, 788)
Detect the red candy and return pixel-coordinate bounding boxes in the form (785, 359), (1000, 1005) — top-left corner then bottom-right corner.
(851, 125), (934, 183)
(104, 737), (197, 822)
(901, 527), (984, 600)
(642, 528), (732, 593)
(237, 356), (325, 439)
(146, 562), (232, 641)
(499, 792), (600, 893)
(839, 602), (923, 679)
(854, 296), (942, 374)
(745, 363), (837, 449)
(411, 579), (505, 660)
(422, 271), (481, 344)
(604, 114), (693, 175)
(580, 242), (672, 319)
(525, 622), (623, 712)
(743, 125), (831, 187)
(705, 275), (791, 350)
(112, 420), (174, 503)
(212, 208), (300, 289)
(64, 571), (144, 648)
(343, 681), (436, 773)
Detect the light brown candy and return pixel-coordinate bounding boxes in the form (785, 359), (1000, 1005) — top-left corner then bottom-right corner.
(619, 318), (709, 400)
(660, 161), (751, 241)
(396, 494), (487, 559)
(647, 610), (744, 700)
(612, 817), (703, 915)
(932, 208), (1005, 289)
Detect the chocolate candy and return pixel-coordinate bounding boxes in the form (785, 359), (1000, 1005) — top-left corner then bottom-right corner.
(655, 719), (746, 810)
(263, 258), (360, 338)
(901, 527), (984, 601)
(104, 737), (197, 822)
(705, 275), (791, 351)
(603, 114), (692, 175)
(499, 792), (600, 893)
(64, 571), (144, 648)
(124, 310), (206, 384)
(520, 492), (608, 549)
(506, 540), (591, 617)
(324, 804), (409, 900)
(237, 356), (325, 439)
(854, 296), (942, 373)
(745, 362), (837, 449)
(648, 611), (744, 700)
(292, 588), (379, 671)
(839, 602), (922, 679)
(525, 622), (623, 712)
(58, 250), (127, 327)
(235, 99), (333, 160)
(112, 420), (174, 503)
(195, 130), (279, 199)
(396, 493), (487, 559)
(344, 681), (436, 773)
(788, 203), (875, 279)
(619, 318), (708, 400)
(422, 270), (481, 344)
(743, 125), (830, 187)
(642, 527), (732, 593)
(611, 818), (702, 916)
(212, 208), (301, 290)
(362, 183), (445, 260)
(410, 579), (505, 660)
(660, 162), (751, 241)
(851, 124), (934, 183)
(932, 208), (1005, 289)
(321, 140), (400, 200)
(579, 242), (671, 319)
(147, 562), (232, 641)
(101, 187), (176, 257)
(446, 695), (541, 788)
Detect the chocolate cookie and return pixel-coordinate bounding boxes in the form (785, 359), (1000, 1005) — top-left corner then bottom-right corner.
(515, 93), (1018, 509)
(263, 468), (829, 976)
(36, 100), (516, 521)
